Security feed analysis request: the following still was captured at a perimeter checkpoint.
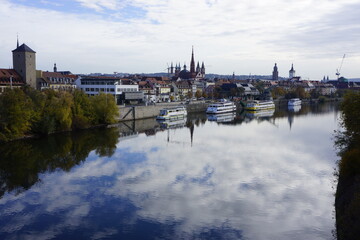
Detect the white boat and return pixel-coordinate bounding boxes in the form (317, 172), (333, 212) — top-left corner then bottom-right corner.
(206, 99), (237, 114)
(245, 100), (275, 111)
(156, 106), (187, 120)
(288, 98), (301, 107)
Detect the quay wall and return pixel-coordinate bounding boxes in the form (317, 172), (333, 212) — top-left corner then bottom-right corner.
(117, 102), (208, 121)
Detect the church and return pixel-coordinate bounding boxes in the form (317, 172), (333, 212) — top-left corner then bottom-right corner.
(170, 47), (205, 80)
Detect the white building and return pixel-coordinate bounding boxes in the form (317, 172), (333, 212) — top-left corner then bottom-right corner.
(75, 76), (143, 104)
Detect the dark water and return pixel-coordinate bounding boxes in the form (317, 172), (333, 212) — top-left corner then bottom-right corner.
(0, 103), (340, 240)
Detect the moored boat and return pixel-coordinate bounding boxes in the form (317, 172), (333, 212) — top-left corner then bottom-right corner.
(156, 106), (187, 120)
(288, 98), (301, 107)
(245, 100), (275, 111)
(206, 99), (236, 114)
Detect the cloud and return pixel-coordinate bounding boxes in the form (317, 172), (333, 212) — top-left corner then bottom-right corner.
(0, 0), (359, 78)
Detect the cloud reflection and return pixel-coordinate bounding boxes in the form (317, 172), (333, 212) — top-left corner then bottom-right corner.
(0, 109), (338, 239)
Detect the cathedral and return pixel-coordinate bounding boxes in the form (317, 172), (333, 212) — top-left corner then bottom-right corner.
(170, 47), (205, 80)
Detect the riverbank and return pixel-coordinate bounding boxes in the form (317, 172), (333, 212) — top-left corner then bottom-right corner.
(334, 91), (360, 240)
(117, 101), (208, 121)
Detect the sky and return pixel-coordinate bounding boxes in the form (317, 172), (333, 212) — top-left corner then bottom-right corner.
(0, 0), (359, 79)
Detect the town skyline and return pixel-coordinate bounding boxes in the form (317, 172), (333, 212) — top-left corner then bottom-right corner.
(1, 0), (360, 80)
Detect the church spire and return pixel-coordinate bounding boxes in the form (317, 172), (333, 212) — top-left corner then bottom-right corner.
(16, 34), (19, 48)
(190, 46), (195, 76)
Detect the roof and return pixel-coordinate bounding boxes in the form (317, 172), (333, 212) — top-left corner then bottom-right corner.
(0, 68), (25, 85)
(12, 43), (36, 53)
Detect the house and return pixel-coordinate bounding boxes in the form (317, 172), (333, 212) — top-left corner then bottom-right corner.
(0, 69), (25, 93)
(37, 71), (77, 91)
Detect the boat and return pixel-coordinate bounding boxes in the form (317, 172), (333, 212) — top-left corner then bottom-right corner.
(207, 112), (236, 122)
(245, 100), (275, 111)
(288, 98), (301, 107)
(206, 99), (237, 114)
(156, 106), (187, 120)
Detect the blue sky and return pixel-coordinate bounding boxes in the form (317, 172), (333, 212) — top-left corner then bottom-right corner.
(1, 0), (360, 79)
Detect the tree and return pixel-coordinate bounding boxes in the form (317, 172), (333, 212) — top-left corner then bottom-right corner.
(91, 93), (119, 124)
(202, 91), (208, 98)
(0, 88), (34, 141)
(72, 89), (94, 129)
(38, 90), (73, 134)
(187, 91), (193, 99)
(271, 87), (286, 99)
(195, 90), (202, 99)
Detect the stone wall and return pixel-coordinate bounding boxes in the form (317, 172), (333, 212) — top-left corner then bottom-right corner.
(117, 102), (208, 121)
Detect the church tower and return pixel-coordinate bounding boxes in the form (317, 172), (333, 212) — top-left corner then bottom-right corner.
(289, 63), (295, 79)
(12, 42), (37, 89)
(54, 63), (57, 72)
(272, 63), (278, 80)
(190, 46), (196, 78)
(196, 61), (201, 73)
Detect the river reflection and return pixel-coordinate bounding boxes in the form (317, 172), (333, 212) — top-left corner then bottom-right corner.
(0, 103), (340, 239)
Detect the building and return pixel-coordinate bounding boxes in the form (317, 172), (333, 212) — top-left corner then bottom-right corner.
(75, 76), (143, 104)
(12, 42), (37, 89)
(272, 63), (278, 80)
(37, 71), (77, 91)
(289, 64), (295, 79)
(0, 69), (25, 93)
(172, 47), (205, 80)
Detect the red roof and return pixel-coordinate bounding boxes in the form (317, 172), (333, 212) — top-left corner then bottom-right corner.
(0, 69), (25, 85)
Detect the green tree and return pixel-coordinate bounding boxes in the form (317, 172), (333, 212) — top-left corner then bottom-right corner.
(91, 93), (119, 124)
(38, 90), (73, 134)
(0, 88), (34, 141)
(72, 89), (94, 129)
(340, 91), (360, 139)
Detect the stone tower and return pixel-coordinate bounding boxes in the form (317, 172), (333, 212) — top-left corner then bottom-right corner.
(272, 63), (278, 80)
(12, 43), (37, 89)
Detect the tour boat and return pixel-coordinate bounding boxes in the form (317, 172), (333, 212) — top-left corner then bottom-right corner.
(156, 106), (187, 120)
(206, 99), (237, 114)
(245, 100), (275, 111)
(288, 98), (301, 107)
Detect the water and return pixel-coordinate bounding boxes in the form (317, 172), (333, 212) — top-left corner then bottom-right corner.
(0, 103), (340, 240)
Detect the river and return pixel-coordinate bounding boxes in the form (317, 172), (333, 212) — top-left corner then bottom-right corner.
(0, 102), (340, 240)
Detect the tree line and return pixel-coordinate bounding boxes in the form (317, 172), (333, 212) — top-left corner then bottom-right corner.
(0, 87), (119, 142)
(335, 91), (360, 240)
